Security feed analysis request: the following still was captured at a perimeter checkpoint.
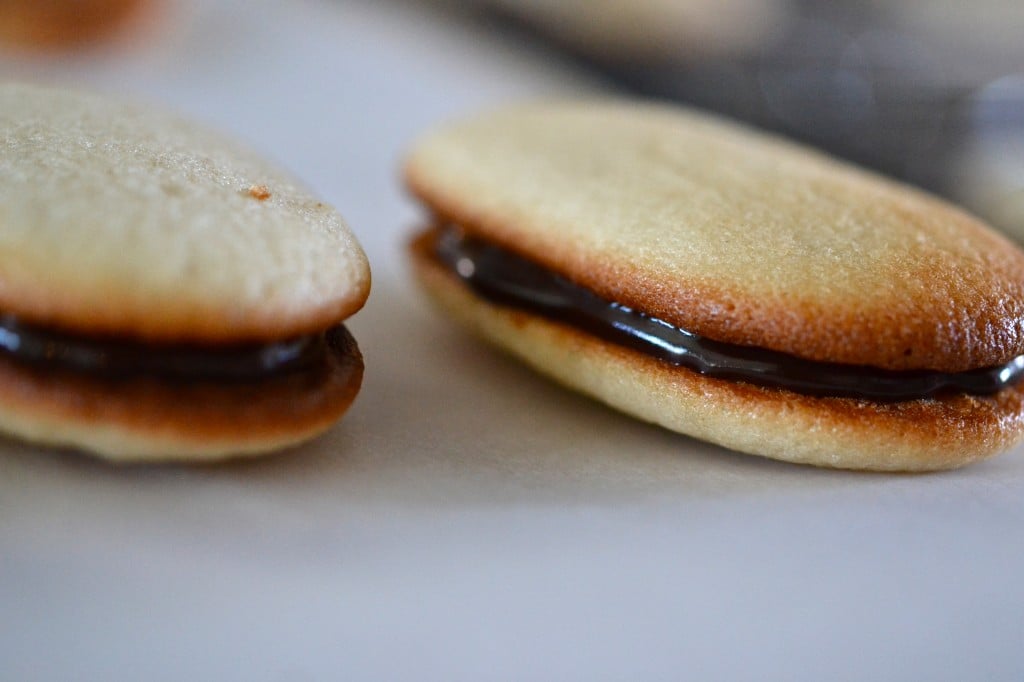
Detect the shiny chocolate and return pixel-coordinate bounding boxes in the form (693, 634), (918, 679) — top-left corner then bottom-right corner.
(0, 314), (333, 381)
(433, 226), (1024, 400)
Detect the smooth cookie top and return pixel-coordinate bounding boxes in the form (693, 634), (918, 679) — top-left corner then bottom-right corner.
(406, 100), (1024, 372)
(0, 83), (370, 343)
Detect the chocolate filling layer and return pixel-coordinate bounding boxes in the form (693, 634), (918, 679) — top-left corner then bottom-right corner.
(433, 226), (1024, 400)
(0, 314), (335, 382)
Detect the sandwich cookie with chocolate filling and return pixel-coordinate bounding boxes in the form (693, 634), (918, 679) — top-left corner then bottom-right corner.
(0, 84), (370, 462)
(405, 101), (1024, 471)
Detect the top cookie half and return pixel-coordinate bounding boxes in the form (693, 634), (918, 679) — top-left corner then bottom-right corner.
(405, 100), (1024, 373)
(0, 83), (370, 343)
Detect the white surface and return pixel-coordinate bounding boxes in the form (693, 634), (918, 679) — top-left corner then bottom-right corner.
(2, 1), (1024, 680)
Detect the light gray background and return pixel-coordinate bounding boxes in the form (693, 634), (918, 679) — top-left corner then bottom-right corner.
(2, 1), (1023, 679)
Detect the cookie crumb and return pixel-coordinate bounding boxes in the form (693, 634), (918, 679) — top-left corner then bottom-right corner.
(247, 184), (271, 201)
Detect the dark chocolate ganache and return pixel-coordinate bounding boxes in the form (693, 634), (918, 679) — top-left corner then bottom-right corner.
(0, 314), (335, 381)
(433, 226), (1024, 400)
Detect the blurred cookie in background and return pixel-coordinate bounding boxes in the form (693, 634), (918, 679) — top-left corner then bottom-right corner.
(0, 0), (152, 51)
(447, 0), (1024, 244)
(872, 1), (1024, 243)
(472, 0), (792, 62)
(953, 77), (1024, 244)
(871, 0), (1024, 84)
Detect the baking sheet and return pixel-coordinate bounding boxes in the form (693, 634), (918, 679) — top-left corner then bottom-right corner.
(2, 1), (1023, 679)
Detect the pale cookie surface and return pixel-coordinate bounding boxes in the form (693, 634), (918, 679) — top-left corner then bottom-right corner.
(0, 83), (370, 342)
(405, 100), (1024, 373)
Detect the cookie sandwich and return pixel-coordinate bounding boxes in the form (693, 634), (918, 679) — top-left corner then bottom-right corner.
(406, 101), (1024, 471)
(0, 84), (370, 462)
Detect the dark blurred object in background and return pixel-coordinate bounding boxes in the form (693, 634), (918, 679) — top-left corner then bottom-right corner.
(0, 0), (150, 51)
(470, 0), (792, 62)
(445, 0), (1024, 242)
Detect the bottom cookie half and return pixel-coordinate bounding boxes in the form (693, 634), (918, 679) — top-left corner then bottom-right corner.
(412, 238), (1024, 471)
(0, 326), (364, 463)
